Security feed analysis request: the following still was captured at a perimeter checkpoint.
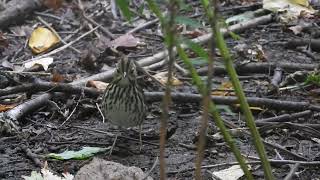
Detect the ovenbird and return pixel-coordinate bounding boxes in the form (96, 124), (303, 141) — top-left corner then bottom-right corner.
(101, 56), (146, 147)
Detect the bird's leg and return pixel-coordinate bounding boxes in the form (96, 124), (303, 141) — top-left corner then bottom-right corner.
(139, 125), (143, 151)
(109, 133), (118, 156)
(110, 0), (118, 19)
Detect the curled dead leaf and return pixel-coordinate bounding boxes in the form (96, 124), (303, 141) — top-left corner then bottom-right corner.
(0, 104), (16, 112)
(153, 72), (183, 86)
(28, 27), (60, 54)
(24, 57), (53, 71)
(111, 34), (140, 49)
(88, 81), (109, 91)
(43, 0), (64, 10)
(212, 82), (234, 96)
(0, 32), (8, 48)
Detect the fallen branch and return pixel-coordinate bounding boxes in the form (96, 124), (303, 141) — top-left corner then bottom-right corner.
(0, 0), (42, 28)
(219, 117), (307, 161)
(145, 92), (320, 112)
(0, 14), (273, 133)
(196, 62), (318, 76)
(255, 110), (311, 124)
(0, 82), (99, 97)
(284, 163), (300, 180)
(2, 81), (319, 114)
(167, 159), (320, 174)
(257, 122), (320, 139)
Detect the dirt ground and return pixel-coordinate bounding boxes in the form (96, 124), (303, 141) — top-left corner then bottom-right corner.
(1, 0), (320, 179)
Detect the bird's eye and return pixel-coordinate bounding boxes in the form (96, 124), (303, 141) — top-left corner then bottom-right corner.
(130, 68), (136, 74)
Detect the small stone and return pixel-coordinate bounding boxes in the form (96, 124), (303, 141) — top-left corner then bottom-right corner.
(75, 158), (153, 180)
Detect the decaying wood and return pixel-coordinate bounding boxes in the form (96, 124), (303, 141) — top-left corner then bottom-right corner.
(196, 62), (318, 76)
(1, 79), (319, 133)
(255, 110), (311, 124)
(144, 92), (320, 111)
(0, 0), (42, 28)
(0, 14), (274, 133)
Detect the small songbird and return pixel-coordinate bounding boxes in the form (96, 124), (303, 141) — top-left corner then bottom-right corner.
(101, 56), (146, 148)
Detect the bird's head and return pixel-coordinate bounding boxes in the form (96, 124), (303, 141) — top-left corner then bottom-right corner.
(114, 57), (137, 86)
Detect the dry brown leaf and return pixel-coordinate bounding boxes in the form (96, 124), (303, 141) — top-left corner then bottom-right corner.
(28, 27), (60, 54)
(43, 0), (64, 10)
(255, 44), (267, 61)
(289, 25), (303, 35)
(0, 104), (16, 112)
(153, 72), (183, 86)
(22, 161), (74, 180)
(212, 82), (234, 96)
(0, 32), (8, 49)
(182, 30), (205, 39)
(88, 81), (109, 91)
(233, 104), (264, 112)
(111, 34), (140, 49)
(51, 70), (65, 82)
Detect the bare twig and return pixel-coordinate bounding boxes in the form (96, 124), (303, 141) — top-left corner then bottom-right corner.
(127, 18), (159, 34)
(142, 157), (159, 180)
(37, 16), (81, 53)
(0, 71), (51, 76)
(71, 125), (159, 146)
(20, 26), (99, 64)
(168, 159), (320, 174)
(59, 95), (82, 127)
(1, 82), (319, 113)
(0, 14), (273, 134)
(0, 82), (99, 97)
(77, 0), (115, 39)
(96, 103), (105, 123)
(284, 163), (300, 180)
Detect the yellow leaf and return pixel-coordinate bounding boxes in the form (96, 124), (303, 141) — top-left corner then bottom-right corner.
(28, 27), (60, 54)
(153, 72), (183, 86)
(0, 104), (16, 112)
(233, 104), (264, 112)
(263, 0), (315, 20)
(289, 0), (309, 7)
(212, 81), (234, 96)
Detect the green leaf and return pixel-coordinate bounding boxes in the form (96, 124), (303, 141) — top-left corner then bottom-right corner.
(178, 1), (192, 12)
(182, 38), (209, 59)
(216, 105), (236, 116)
(228, 31), (241, 40)
(225, 11), (256, 25)
(190, 57), (208, 65)
(47, 147), (110, 160)
(175, 16), (202, 28)
(116, 0), (132, 21)
(306, 73), (320, 86)
(146, 0), (164, 23)
(138, 3), (145, 15)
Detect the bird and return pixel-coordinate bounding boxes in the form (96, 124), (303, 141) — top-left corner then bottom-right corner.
(101, 56), (147, 150)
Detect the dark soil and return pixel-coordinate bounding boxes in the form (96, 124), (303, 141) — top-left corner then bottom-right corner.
(1, 0), (320, 179)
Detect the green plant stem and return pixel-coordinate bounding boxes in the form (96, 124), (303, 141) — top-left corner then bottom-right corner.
(210, 2), (274, 179)
(195, 38), (215, 179)
(145, 1), (167, 179)
(176, 44), (253, 179)
(146, 0), (179, 179)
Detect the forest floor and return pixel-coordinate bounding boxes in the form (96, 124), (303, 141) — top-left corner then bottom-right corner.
(1, 0), (320, 179)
